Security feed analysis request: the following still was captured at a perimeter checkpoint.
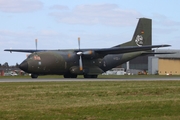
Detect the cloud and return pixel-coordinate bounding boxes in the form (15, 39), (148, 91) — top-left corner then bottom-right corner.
(50, 5), (69, 10)
(49, 3), (142, 26)
(39, 30), (59, 36)
(0, 29), (32, 37)
(153, 27), (179, 35)
(0, 29), (66, 49)
(0, 0), (43, 13)
(153, 13), (180, 27)
(161, 19), (180, 26)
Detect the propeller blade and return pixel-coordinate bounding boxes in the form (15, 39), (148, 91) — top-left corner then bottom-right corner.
(78, 37), (80, 50)
(35, 39), (38, 51)
(79, 55), (83, 71)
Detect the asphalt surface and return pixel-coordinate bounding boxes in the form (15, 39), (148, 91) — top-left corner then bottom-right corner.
(1, 77), (180, 82)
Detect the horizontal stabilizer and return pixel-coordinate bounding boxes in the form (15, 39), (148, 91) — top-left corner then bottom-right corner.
(141, 51), (176, 56)
(94, 44), (170, 54)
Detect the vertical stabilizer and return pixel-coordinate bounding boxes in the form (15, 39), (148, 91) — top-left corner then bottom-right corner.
(115, 18), (152, 47)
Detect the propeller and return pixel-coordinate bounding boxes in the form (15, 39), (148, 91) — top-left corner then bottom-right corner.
(76, 37), (96, 71)
(77, 37), (83, 71)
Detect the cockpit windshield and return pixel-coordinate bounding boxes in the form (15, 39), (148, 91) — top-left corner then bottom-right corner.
(27, 53), (41, 60)
(27, 54), (34, 59)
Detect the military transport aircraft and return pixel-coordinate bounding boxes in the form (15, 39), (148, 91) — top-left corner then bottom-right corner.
(4, 18), (170, 78)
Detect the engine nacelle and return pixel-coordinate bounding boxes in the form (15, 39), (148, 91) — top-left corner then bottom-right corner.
(83, 50), (97, 58)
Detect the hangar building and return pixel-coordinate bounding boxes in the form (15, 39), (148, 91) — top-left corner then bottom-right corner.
(121, 49), (180, 75)
(121, 55), (150, 71)
(148, 49), (180, 75)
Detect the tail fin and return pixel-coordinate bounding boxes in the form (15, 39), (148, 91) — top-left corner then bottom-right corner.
(115, 18), (152, 47)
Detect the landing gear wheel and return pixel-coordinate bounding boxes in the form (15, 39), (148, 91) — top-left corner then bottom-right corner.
(64, 74), (70, 78)
(91, 75), (98, 78)
(64, 73), (77, 78)
(84, 75), (98, 78)
(70, 74), (77, 78)
(31, 74), (38, 79)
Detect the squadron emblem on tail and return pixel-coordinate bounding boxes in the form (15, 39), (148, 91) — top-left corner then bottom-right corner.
(135, 35), (143, 46)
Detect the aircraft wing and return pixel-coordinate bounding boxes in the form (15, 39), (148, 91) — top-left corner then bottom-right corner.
(4, 44), (170, 56)
(4, 49), (47, 53)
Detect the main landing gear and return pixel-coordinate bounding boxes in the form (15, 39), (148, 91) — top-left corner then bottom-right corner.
(63, 73), (98, 78)
(30, 73), (98, 79)
(84, 75), (98, 78)
(63, 73), (77, 78)
(31, 74), (38, 79)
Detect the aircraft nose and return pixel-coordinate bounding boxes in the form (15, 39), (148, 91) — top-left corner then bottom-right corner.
(19, 60), (28, 72)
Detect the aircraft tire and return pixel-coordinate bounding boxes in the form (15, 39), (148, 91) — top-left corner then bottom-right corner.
(31, 74), (38, 79)
(84, 75), (98, 78)
(64, 74), (70, 78)
(64, 73), (77, 78)
(70, 74), (77, 78)
(91, 75), (98, 78)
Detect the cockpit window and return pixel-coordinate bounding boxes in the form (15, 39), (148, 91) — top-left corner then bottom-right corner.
(33, 55), (41, 60)
(27, 54), (41, 60)
(27, 54), (34, 59)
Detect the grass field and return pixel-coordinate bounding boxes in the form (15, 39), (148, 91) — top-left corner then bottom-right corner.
(1, 74), (180, 79)
(0, 80), (180, 120)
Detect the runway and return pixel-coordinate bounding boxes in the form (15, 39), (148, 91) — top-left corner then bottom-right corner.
(1, 77), (180, 82)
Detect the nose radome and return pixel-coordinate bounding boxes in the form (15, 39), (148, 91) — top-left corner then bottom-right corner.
(19, 60), (28, 72)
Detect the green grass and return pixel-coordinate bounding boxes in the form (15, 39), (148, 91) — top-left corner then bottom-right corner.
(0, 81), (180, 119)
(1, 74), (180, 79)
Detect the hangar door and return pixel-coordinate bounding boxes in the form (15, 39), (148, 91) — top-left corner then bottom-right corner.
(158, 59), (180, 75)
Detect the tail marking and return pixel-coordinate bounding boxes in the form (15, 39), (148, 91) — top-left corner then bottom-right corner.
(135, 35), (143, 46)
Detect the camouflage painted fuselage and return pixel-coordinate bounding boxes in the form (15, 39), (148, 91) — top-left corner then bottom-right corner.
(21, 49), (144, 76)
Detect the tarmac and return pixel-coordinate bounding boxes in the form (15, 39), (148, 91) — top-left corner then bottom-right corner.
(1, 77), (180, 82)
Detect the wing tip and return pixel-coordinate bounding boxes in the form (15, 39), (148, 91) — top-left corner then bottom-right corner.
(162, 44), (171, 47)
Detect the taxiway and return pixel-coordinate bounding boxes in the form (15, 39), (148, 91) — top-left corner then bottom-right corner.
(1, 77), (180, 82)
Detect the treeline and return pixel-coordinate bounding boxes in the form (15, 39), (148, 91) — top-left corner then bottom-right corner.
(0, 62), (19, 68)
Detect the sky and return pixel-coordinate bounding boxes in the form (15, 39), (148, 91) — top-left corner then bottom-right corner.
(0, 0), (180, 65)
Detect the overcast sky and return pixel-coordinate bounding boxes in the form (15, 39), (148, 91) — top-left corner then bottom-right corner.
(1, 0), (180, 65)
